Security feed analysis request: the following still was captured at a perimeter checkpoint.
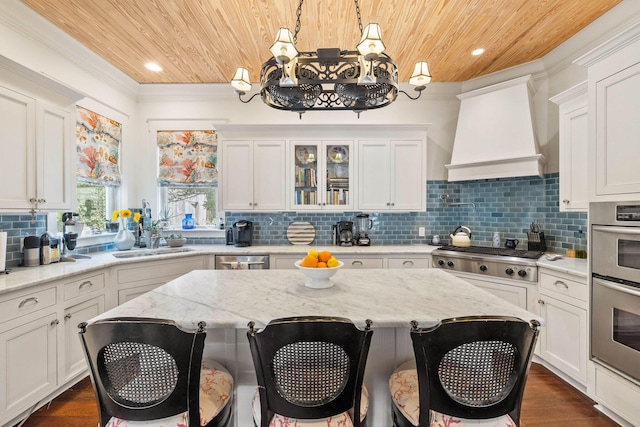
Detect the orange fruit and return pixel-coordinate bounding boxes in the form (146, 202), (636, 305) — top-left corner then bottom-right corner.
(300, 255), (318, 268)
(317, 262), (327, 268)
(318, 250), (332, 263)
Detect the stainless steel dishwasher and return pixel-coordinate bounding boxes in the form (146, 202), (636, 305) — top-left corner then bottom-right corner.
(215, 255), (270, 270)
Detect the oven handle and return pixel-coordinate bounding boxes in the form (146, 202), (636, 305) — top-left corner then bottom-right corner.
(592, 225), (640, 235)
(595, 277), (640, 297)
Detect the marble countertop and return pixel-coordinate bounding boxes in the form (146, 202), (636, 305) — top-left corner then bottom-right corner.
(0, 244), (439, 295)
(92, 268), (542, 329)
(536, 255), (588, 278)
(0, 243), (591, 295)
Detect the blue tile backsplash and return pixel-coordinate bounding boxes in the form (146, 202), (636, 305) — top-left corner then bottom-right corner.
(227, 173), (587, 252)
(1, 173), (586, 268)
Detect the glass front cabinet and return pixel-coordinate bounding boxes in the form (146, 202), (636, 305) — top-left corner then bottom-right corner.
(290, 141), (354, 211)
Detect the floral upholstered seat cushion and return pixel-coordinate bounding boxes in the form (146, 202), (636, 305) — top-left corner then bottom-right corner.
(389, 360), (515, 427)
(105, 359), (233, 427)
(251, 385), (369, 427)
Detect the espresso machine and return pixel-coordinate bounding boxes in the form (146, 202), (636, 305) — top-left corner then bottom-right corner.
(355, 213), (373, 246)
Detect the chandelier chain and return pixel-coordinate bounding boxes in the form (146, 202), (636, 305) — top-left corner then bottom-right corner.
(293, 0), (304, 44)
(354, 0), (363, 33)
(292, 0), (364, 44)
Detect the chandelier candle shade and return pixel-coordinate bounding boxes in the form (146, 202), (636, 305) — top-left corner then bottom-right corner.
(230, 0), (432, 117)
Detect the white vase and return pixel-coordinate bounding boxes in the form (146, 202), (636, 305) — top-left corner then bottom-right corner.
(114, 226), (135, 251)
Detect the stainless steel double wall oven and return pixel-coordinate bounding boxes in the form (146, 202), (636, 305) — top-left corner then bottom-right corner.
(590, 202), (640, 382)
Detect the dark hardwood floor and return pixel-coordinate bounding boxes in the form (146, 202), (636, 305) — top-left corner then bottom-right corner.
(16, 363), (620, 427)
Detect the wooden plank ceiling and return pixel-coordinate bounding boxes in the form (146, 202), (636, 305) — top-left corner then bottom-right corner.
(24, 0), (621, 84)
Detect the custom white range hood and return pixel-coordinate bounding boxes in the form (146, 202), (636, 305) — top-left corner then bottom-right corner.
(446, 75), (545, 182)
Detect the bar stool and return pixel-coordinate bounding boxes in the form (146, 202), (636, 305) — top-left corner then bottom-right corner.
(389, 316), (540, 427)
(247, 316), (373, 427)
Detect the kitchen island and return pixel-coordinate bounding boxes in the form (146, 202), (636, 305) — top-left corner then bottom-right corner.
(92, 268), (540, 427)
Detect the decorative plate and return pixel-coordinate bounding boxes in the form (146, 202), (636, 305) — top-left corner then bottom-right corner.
(328, 145), (349, 163)
(286, 221), (316, 245)
(295, 146), (317, 164)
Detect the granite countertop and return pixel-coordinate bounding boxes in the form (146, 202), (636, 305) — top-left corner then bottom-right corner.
(92, 268), (542, 329)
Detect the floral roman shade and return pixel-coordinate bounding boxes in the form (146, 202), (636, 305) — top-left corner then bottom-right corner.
(157, 130), (218, 187)
(76, 107), (122, 186)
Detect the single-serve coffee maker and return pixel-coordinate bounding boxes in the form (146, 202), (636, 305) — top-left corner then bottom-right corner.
(355, 213), (373, 246)
(229, 220), (253, 247)
(334, 221), (354, 246)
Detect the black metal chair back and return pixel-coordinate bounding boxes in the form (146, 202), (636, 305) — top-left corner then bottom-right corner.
(404, 316), (539, 426)
(247, 316), (373, 427)
(79, 317), (207, 427)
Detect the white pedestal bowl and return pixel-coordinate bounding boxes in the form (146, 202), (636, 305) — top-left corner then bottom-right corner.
(295, 260), (344, 289)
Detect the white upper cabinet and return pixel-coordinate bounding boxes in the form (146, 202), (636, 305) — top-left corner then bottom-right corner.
(551, 82), (588, 212)
(576, 25), (640, 200)
(0, 87), (73, 212)
(290, 140), (354, 211)
(220, 140), (287, 211)
(358, 140), (425, 211)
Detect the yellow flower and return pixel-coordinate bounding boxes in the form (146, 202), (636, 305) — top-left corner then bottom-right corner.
(120, 209), (132, 219)
(111, 210), (118, 221)
(133, 212), (141, 223)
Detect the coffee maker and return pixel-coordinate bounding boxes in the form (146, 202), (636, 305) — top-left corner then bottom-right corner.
(230, 220), (253, 247)
(355, 213), (373, 246)
(334, 221), (354, 246)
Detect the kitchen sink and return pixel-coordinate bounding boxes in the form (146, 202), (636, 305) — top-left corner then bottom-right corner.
(112, 247), (193, 259)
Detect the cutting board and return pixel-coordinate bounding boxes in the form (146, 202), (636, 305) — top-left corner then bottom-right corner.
(286, 222), (315, 245)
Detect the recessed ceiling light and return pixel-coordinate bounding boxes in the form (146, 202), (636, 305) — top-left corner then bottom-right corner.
(145, 62), (163, 72)
(471, 48), (485, 56)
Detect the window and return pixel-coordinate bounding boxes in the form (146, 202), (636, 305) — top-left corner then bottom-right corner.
(75, 106), (122, 233)
(157, 130), (219, 228)
(160, 187), (218, 228)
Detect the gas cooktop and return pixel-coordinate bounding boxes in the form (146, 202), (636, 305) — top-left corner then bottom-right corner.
(435, 245), (543, 260)
(432, 245), (543, 282)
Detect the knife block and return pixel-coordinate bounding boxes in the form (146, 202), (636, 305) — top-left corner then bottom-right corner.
(527, 232), (547, 252)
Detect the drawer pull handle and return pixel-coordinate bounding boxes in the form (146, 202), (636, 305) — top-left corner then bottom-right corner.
(403, 260), (414, 266)
(352, 260), (363, 266)
(554, 280), (569, 289)
(79, 281), (93, 290)
(18, 297), (39, 308)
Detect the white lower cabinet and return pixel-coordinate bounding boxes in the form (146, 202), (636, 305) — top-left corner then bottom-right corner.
(114, 256), (208, 305)
(387, 256), (430, 269)
(340, 256), (384, 269)
(591, 363), (640, 427)
(0, 284), (59, 425)
(449, 271), (532, 310)
(537, 269), (588, 386)
(61, 295), (104, 383)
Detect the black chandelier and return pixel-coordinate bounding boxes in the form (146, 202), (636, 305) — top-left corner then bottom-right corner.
(230, 0), (432, 118)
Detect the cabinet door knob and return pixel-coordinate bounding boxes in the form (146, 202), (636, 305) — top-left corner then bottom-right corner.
(562, 199), (570, 204)
(51, 319), (60, 326)
(538, 299), (545, 305)
(64, 313), (72, 320)
(386, 202), (390, 206)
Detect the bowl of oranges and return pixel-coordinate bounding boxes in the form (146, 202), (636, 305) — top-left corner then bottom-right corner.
(295, 249), (343, 289)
